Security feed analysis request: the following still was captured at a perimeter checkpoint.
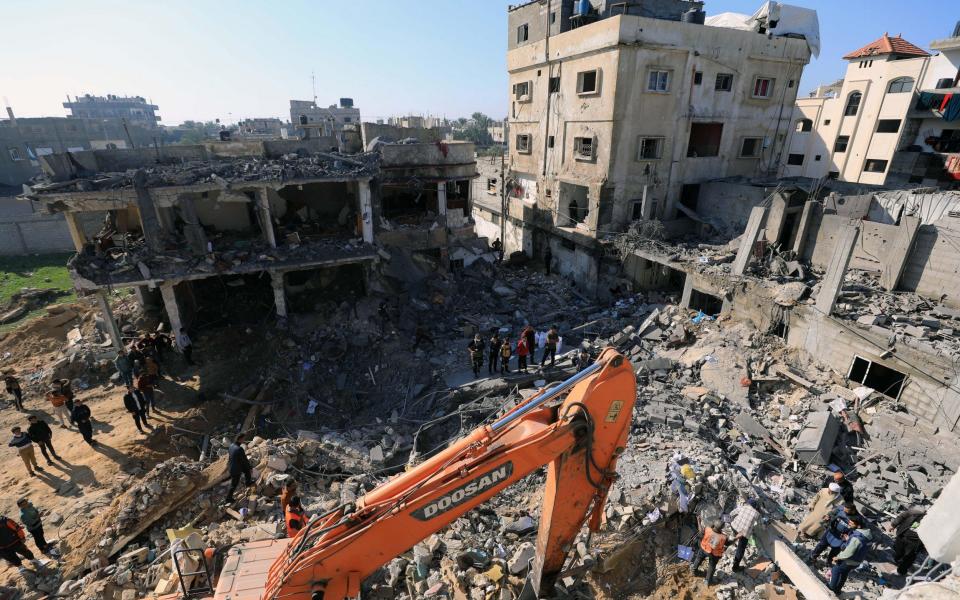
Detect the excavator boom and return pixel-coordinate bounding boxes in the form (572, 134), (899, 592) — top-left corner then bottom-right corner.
(210, 348), (635, 600)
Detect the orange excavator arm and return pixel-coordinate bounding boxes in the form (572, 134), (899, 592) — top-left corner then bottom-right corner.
(214, 348), (635, 600)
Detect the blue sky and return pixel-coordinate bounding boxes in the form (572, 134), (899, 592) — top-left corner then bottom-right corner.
(0, 0), (949, 125)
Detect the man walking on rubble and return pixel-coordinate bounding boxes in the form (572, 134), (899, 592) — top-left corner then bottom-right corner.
(0, 514), (36, 572)
(468, 334), (485, 378)
(226, 434), (253, 503)
(690, 521), (728, 585)
(729, 498), (760, 572)
(123, 386), (151, 434)
(71, 399), (96, 447)
(114, 350), (134, 388)
(829, 516), (873, 594)
(9, 427), (43, 477)
(810, 502), (859, 565)
(3, 372), (24, 411)
(889, 505), (927, 576)
(541, 325), (560, 368)
(26, 415), (60, 465)
(488, 330), (501, 375)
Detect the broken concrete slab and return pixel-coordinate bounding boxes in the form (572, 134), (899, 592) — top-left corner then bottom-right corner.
(794, 411), (840, 466)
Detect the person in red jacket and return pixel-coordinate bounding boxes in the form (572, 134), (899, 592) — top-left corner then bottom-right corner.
(0, 515), (35, 570)
(516, 336), (530, 373)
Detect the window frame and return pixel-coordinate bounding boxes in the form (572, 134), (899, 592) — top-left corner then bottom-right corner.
(636, 136), (664, 161)
(752, 77), (775, 99)
(549, 76), (560, 93)
(715, 73), (734, 92)
(863, 158), (889, 173)
(513, 81), (532, 102)
(795, 119), (813, 133)
(573, 136), (595, 161)
(576, 70), (600, 96)
(876, 119), (901, 133)
(786, 153), (805, 166)
(887, 77), (914, 94)
(647, 69), (671, 93)
(515, 134), (532, 154)
(844, 92), (862, 117)
(738, 137), (764, 158)
(693, 71), (703, 86)
(833, 135), (850, 153)
(517, 23), (529, 44)
(7, 147), (23, 161)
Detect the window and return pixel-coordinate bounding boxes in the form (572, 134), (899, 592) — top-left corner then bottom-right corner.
(715, 73), (733, 91)
(848, 356), (906, 399)
(548, 135), (555, 148)
(739, 137), (763, 158)
(632, 200), (644, 220)
(487, 178), (498, 194)
(834, 135), (850, 153)
(823, 119), (831, 126)
(876, 119), (901, 133)
(550, 11), (556, 24)
(577, 70), (598, 95)
(787, 153), (804, 166)
(795, 119), (813, 132)
(637, 136), (664, 160)
(828, 171), (839, 179)
(936, 78), (954, 89)
(574, 136), (594, 160)
(344, 117), (352, 123)
(687, 123), (723, 157)
(815, 155), (822, 161)
(513, 81), (531, 101)
(516, 134), (532, 154)
(844, 92), (862, 116)
(694, 71), (703, 85)
(864, 159), (888, 173)
(788, 79), (795, 88)
(517, 24), (529, 43)
(753, 77), (775, 98)
(7, 148), (23, 161)
(647, 70), (671, 93)
(549, 76), (560, 93)
(887, 77), (914, 94)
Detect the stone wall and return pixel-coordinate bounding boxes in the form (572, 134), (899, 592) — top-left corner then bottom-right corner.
(0, 198), (103, 255)
(899, 220), (960, 307)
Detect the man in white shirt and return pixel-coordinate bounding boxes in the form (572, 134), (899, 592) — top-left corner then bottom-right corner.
(176, 328), (195, 365)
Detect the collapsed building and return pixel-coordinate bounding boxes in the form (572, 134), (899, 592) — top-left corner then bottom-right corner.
(21, 135), (479, 339)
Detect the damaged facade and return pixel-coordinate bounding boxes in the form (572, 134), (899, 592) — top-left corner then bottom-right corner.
(22, 135), (478, 343)
(474, 0), (817, 293)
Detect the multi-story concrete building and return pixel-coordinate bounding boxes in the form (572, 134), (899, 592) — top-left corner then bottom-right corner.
(63, 94), (161, 128)
(289, 99), (360, 138)
(236, 118), (286, 140)
(784, 26), (960, 187)
(474, 0), (816, 292)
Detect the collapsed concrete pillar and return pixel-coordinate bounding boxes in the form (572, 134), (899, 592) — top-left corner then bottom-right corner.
(358, 181), (374, 244)
(754, 527), (836, 600)
(258, 187), (277, 248)
(96, 291), (123, 350)
(63, 211), (88, 252)
(133, 170), (165, 252)
(176, 196), (209, 255)
(791, 200), (819, 257)
(270, 271), (288, 318)
(680, 274), (693, 309)
(815, 224), (859, 317)
(437, 181), (447, 216)
(159, 283), (185, 337)
(880, 216), (920, 291)
(732, 206), (768, 275)
(764, 193), (789, 245)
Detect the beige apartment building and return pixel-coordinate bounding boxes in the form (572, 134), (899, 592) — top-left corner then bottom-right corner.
(475, 0), (815, 292)
(784, 29), (960, 186)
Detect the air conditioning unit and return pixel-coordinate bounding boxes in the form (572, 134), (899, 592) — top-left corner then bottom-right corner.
(519, 94), (530, 102)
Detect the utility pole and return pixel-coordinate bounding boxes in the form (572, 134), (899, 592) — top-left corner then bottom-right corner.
(500, 149), (507, 250)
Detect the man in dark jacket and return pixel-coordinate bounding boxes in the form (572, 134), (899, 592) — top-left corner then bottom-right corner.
(226, 434), (253, 502)
(3, 373), (23, 411)
(71, 399), (96, 447)
(16, 499), (50, 555)
(889, 505), (927, 576)
(0, 515), (34, 569)
(123, 387), (151, 434)
(26, 415), (60, 464)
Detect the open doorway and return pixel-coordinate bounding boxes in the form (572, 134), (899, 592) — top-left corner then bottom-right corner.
(688, 289), (723, 315)
(559, 182), (590, 226)
(275, 182), (360, 244)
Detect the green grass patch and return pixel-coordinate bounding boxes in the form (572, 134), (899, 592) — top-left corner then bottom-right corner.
(0, 254), (76, 329)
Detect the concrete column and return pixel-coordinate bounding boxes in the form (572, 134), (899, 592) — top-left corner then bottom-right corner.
(680, 275), (693, 309)
(358, 181), (374, 244)
(437, 181), (447, 216)
(880, 216), (920, 291)
(133, 170), (165, 252)
(732, 206), (768, 275)
(63, 212), (88, 252)
(815, 224), (859, 317)
(177, 196), (208, 255)
(270, 271), (288, 318)
(160, 283), (185, 337)
(258, 187), (277, 248)
(791, 200), (819, 257)
(96, 291), (123, 350)
(640, 185), (653, 220)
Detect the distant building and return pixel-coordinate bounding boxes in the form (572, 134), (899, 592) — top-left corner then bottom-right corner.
(785, 28), (960, 187)
(289, 99), (360, 138)
(237, 118), (285, 140)
(63, 94), (161, 128)
(488, 121), (508, 144)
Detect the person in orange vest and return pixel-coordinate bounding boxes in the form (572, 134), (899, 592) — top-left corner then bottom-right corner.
(285, 496), (307, 538)
(0, 515), (35, 571)
(45, 387), (71, 428)
(279, 480), (298, 514)
(690, 521), (728, 585)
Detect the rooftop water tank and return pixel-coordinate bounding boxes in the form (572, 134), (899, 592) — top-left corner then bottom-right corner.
(339, 98), (354, 108)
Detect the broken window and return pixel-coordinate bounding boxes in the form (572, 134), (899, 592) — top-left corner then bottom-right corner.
(844, 92), (862, 116)
(715, 73), (733, 91)
(637, 137), (664, 160)
(833, 135), (850, 153)
(647, 70), (671, 92)
(739, 137), (763, 158)
(577, 70), (599, 94)
(694, 71), (703, 85)
(7, 148), (23, 161)
(487, 178), (498, 195)
(275, 182), (359, 240)
(876, 119), (901, 133)
(380, 183), (439, 222)
(517, 23), (529, 43)
(687, 123), (722, 157)
(549, 76), (560, 93)
(887, 77), (914, 94)
(848, 356), (906, 399)
(445, 180), (469, 211)
(515, 134), (532, 154)
(560, 182), (590, 225)
(753, 77), (774, 98)
(574, 136), (594, 160)
(513, 81), (531, 101)
(863, 159), (888, 173)
(631, 200), (644, 220)
(787, 153), (804, 166)
(795, 118), (813, 132)
(936, 77), (954, 89)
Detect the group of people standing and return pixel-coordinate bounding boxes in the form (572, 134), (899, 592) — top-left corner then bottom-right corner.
(467, 324), (561, 378)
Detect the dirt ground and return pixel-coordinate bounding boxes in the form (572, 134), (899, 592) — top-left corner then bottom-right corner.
(0, 298), (254, 586)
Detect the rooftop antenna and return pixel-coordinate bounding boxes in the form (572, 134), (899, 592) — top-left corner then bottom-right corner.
(312, 70), (317, 104)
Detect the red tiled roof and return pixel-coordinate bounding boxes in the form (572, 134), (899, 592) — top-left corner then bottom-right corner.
(843, 33), (930, 60)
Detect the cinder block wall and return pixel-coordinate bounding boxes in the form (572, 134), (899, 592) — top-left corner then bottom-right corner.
(0, 211), (103, 256)
(899, 221), (960, 307)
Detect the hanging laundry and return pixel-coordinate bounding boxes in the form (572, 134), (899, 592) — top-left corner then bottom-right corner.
(941, 93), (955, 113)
(945, 94), (960, 122)
(917, 92), (943, 110)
